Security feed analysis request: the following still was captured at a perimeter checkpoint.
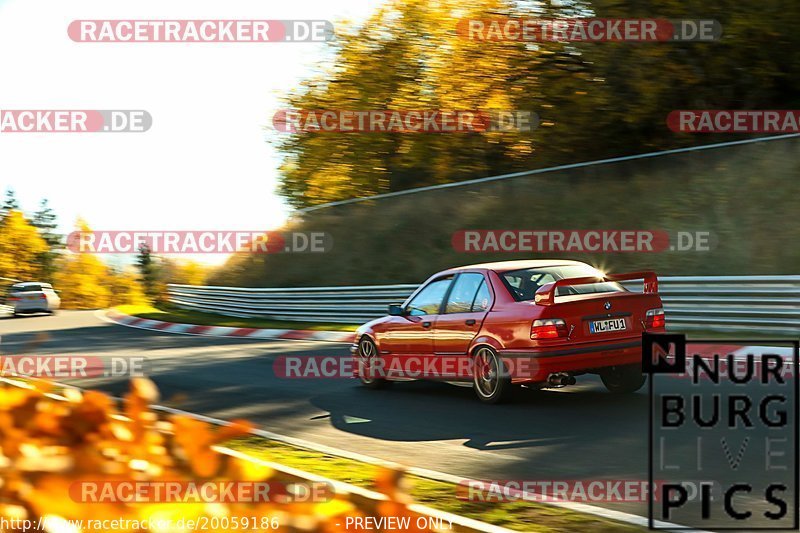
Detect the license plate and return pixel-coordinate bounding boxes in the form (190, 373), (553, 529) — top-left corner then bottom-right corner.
(26, 295), (37, 300)
(590, 318), (626, 333)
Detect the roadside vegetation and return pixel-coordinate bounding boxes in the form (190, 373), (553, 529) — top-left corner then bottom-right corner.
(0, 189), (210, 309)
(6, 0), (800, 299)
(213, 137), (800, 287)
(273, 0), (800, 210)
(209, 0), (800, 287)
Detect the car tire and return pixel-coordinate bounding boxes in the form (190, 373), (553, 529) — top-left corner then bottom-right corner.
(472, 346), (513, 404)
(601, 364), (646, 394)
(357, 336), (389, 389)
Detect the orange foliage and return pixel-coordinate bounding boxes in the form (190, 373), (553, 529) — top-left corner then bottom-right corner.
(0, 379), (434, 532)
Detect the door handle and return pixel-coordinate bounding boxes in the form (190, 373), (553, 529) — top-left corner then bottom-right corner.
(422, 321), (432, 328)
(465, 319), (476, 326)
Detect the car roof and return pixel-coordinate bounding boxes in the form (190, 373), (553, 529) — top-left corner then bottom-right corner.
(444, 259), (589, 274)
(11, 282), (49, 288)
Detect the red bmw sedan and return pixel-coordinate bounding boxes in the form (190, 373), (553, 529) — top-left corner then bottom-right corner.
(352, 260), (665, 403)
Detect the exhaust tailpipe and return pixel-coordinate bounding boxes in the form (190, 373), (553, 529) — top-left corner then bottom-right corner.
(547, 372), (577, 387)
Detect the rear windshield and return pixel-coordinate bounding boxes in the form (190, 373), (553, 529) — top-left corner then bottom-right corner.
(500, 265), (625, 302)
(10, 285), (42, 292)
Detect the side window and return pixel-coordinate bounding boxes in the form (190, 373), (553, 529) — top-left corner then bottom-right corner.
(502, 274), (524, 300)
(506, 271), (556, 301)
(445, 273), (485, 313)
(471, 280), (491, 312)
(406, 277), (452, 316)
(505, 275), (522, 288)
(526, 272), (555, 299)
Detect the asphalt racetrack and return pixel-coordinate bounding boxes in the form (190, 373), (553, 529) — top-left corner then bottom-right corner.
(1, 311), (795, 528)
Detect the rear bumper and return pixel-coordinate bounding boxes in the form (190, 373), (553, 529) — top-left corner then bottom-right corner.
(498, 339), (642, 383)
(13, 302), (51, 313)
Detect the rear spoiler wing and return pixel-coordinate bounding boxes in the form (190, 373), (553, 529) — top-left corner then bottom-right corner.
(534, 271), (658, 306)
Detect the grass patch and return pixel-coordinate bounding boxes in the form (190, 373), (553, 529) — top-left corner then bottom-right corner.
(114, 304), (359, 332)
(212, 139), (800, 288)
(227, 436), (645, 533)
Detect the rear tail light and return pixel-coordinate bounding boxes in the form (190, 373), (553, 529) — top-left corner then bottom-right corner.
(8, 296), (19, 302)
(531, 318), (568, 339)
(39, 294), (47, 299)
(645, 308), (665, 329)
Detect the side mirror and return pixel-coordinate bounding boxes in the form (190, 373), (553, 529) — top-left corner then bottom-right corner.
(388, 304), (405, 316)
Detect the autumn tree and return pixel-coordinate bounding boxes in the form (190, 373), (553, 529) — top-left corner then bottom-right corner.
(105, 267), (148, 307)
(31, 198), (60, 281)
(274, 0), (800, 208)
(54, 222), (112, 309)
(0, 210), (48, 281)
(0, 189), (20, 218)
(160, 259), (208, 286)
(276, 0), (561, 208)
(54, 220), (146, 309)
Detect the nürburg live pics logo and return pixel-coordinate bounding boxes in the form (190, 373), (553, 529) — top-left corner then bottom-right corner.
(644, 333), (799, 530)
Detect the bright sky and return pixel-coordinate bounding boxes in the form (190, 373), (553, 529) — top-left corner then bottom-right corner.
(0, 0), (381, 265)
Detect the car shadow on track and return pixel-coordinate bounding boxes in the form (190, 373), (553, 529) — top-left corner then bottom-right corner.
(313, 379), (647, 446)
(305, 379), (650, 480)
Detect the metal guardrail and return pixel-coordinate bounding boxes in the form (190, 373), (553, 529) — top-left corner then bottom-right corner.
(632, 276), (800, 335)
(168, 283), (419, 324)
(168, 276), (800, 334)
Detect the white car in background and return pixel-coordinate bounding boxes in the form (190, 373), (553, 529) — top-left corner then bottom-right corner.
(7, 282), (60, 316)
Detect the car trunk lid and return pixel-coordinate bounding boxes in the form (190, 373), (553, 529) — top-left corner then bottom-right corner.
(533, 271), (662, 343)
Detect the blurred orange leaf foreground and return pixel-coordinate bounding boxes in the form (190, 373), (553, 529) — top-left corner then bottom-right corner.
(0, 378), (429, 532)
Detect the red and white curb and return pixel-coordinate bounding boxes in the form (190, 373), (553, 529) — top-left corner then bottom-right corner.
(101, 309), (356, 343)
